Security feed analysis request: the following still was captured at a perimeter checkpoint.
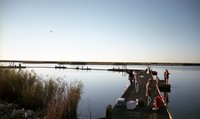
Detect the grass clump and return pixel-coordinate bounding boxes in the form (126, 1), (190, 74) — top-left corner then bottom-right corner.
(46, 80), (83, 119)
(0, 68), (83, 119)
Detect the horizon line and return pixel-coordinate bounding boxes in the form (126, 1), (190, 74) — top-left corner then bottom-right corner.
(0, 59), (200, 66)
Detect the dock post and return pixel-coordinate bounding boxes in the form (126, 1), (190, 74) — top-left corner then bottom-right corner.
(106, 105), (112, 119)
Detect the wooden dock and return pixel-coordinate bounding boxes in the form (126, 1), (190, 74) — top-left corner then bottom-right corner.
(112, 69), (172, 119)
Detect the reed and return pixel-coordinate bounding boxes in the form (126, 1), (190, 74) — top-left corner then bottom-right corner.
(46, 80), (83, 119)
(0, 67), (83, 119)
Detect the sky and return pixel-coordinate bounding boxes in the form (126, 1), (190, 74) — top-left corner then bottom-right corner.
(0, 0), (200, 63)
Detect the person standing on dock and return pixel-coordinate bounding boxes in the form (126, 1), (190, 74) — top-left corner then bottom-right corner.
(164, 69), (170, 84)
(127, 70), (134, 85)
(146, 78), (156, 108)
(164, 92), (169, 104)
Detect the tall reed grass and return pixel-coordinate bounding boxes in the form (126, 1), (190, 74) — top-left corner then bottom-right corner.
(0, 68), (83, 119)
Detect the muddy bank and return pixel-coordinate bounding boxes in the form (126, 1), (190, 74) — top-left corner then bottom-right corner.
(0, 100), (38, 119)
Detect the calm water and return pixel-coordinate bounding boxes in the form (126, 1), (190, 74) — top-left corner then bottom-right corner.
(25, 65), (200, 119)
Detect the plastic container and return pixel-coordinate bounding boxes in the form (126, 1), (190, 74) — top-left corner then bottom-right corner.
(126, 100), (136, 110)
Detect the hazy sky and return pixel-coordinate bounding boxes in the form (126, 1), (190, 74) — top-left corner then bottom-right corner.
(0, 0), (200, 63)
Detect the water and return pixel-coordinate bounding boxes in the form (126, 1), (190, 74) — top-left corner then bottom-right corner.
(24, 65), (200, 119)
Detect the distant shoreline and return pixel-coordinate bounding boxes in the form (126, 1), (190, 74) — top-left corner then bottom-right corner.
(0, 60), (200, 66)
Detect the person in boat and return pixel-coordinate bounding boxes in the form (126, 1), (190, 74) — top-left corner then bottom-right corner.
(164, 69), (170, 84)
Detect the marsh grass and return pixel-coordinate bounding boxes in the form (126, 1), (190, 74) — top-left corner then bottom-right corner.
(0, 68), (83, 119)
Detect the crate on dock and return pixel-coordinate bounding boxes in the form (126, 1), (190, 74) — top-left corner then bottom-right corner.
(115, 98), (126, 108)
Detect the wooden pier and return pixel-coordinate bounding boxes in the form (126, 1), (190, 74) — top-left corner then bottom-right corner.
(111, 69), (172, 119)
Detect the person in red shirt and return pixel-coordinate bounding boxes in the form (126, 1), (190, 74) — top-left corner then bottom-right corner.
(164, 69), (170, 84)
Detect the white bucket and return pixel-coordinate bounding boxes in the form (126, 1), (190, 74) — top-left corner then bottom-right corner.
(126, 100), (136, 110)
